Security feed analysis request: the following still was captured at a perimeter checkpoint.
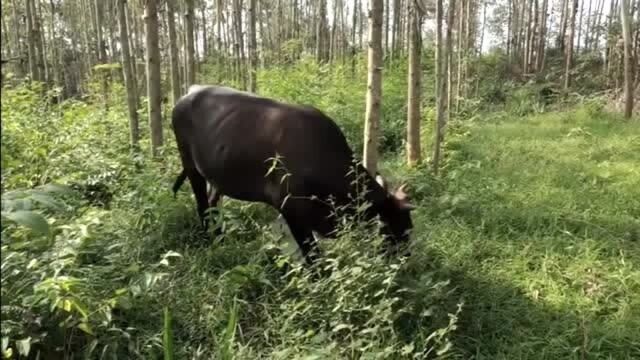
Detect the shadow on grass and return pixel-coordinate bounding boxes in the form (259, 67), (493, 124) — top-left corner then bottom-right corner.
(415, 252), (640, 359)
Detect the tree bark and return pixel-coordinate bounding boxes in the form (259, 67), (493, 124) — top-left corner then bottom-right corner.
(537, 0), (549, 72)
(26, 0), (40, 82)
(576, 0), (584, 53)
(144, 0), (164, 157)
(166, 0), (181, 104)
(564, 0), (578, 90)
(620, 0), (634, 118)
(363, 0), (383, 174)
(185, 0), (196, 87)
(33, 0), (47, 84)
(201, 2), (208, 56)
(249, 0), (258, 92)
(316, 0), (328, 62)
(406, 0), (422, 166)
(117, 0), (140, 149)
(559, 0), (569, 52)
(433, 0), (450, 175)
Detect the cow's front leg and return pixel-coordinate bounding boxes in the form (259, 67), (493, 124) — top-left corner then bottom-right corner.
(281, 213), (319, 266)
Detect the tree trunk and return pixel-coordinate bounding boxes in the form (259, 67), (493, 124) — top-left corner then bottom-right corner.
(316, 0), (328, 62)
(593, 0), (606, 52)
(217, 0), (224, 81)
(201, 3), (208, 56)
(166, 0), (181, 104)
(144, 0), (164, 157)
(391, 0), (399, 58)
(537, 0), (549, 72)
(95, 0), (109, 108)
(576, 0), (584, 53)
(33, 0), (47, 84)
(564, 0), (578, 90)
(117, 0), (140, 149)
(479, 2), (487, 55)
(185, 0), (196, 87)
(455, 0), (464, 112)
(620, 0), (634, 118)
(26, 0), (40, 82)
(406, 1), (422, 166)
(559, 0), (568, 52)
(352, 0), (359, 75)
(249, 0), (257, 92)
(433, 0), (450, 175)
(363, 0), (383, 174)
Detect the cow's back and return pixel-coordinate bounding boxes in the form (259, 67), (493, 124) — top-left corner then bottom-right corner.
(172, 86), (367, 206)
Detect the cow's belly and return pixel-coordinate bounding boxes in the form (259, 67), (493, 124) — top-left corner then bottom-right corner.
(191, 141), (273, 204)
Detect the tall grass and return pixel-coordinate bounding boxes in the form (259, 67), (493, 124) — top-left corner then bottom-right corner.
(2, 57), (639, 359)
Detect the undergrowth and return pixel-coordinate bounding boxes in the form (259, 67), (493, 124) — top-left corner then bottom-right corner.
(2, 55), (639, 359)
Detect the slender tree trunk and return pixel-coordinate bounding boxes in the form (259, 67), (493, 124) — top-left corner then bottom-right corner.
(391, 0), (399, 58)
(352, 0), (358, 75)
(185, 0), (196, 87)
(433, 0), (449, 175)
(506, 0), (512, 58)
(406, 1), (422, 166)
(249, 0), (257, 92)
(95, 0), (109, 108)
(363, 0), (383, 174)
(576, 0), (584, 53)
(217, 0), (224, 81)
(537, 0), (549, 71)
(316, 0), (328, 62)
(384, 0), (390, 54)
(455, 0), (464, 111)
(117, 0), (140, 149)
(564, 0), (578, 90)
(144, 0), (164, 157)
(593, 0), (606, 51)
(11, 0), (25, 77)
(479, 2), (487, 55)
(166, 0), (181, 103)
(201, 3), (208, 56)
(559, 0), (569, 52)
(34, 0), (47, 84)
(620, 0), (634, 118)
(26, 0), (40, 82)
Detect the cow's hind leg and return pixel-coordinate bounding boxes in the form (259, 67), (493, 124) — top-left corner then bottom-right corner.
(207, 186), (223, 237)
(186, 171), (210, 229)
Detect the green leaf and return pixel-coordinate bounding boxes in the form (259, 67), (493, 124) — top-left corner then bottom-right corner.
(29, 193), (63, 210)
(39, 183), (73, 194)
(2, 210), (50, 235)
(15, 338), (31, 357)
(77, 322), (95, 335)
(331, 324), (352, 333)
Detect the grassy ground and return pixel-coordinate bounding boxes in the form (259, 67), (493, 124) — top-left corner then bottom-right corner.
(403, 105), (640, 358)
(2, 80), (639, 358)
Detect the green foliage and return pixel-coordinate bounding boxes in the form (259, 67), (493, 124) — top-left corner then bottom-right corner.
(402, 105), (640, 358)
(1, 61), (457, 358)
(2, 53), (638, 359)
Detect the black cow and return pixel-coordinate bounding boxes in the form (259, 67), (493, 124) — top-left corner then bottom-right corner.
(171, 85), (415, 264)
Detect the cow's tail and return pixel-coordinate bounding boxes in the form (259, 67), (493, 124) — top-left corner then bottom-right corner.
(172, 170), (187, 198)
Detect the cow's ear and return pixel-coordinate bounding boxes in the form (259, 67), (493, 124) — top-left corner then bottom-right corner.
(375, 174), (388, 190)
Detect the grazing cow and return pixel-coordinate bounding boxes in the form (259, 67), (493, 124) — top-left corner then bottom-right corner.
(171, 85), (414, 264)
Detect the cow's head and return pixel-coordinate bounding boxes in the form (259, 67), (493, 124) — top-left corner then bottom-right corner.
(375, 175), (415, 245)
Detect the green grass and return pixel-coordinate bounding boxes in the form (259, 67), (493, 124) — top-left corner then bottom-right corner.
(2, 75), (639, 358)
(403, 105), (640, 358)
